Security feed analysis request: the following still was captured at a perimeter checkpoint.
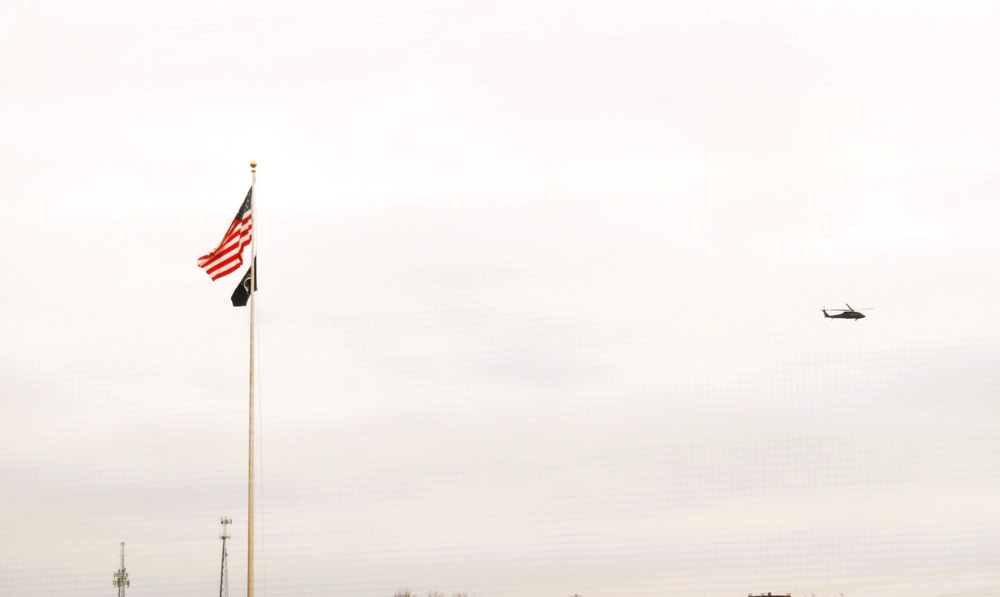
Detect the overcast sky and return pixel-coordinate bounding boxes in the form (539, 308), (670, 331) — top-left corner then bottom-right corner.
(2, 1), (1000, 597)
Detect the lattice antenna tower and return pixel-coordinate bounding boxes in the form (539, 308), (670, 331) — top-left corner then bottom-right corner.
(219, 517), (232, 597)
(112, 542), (129, 597)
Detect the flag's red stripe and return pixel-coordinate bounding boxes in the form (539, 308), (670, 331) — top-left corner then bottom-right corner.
(198, 216), (251, 258)
(208, 261), (243, 280)
(201, 240), (251, 277)
(198, 215), (252, 280)
(199, 237), (250, 272)
(203, 238), (251, 276)
(198, 227), (251, 267)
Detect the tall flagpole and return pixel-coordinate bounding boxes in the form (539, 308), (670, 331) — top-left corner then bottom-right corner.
(247, 160), (257, 597)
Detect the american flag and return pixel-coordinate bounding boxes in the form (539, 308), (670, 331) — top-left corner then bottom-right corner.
(197, 188), (253, 280)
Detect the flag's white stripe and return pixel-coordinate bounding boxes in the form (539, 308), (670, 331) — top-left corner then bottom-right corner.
(198, 216), (253, 279)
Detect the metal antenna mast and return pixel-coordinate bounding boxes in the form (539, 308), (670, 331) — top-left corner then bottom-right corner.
(112, 542), (129, 597)
(220, 517), (232, 597)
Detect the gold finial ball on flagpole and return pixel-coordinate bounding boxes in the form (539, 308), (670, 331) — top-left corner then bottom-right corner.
(250, 161), (257, 169)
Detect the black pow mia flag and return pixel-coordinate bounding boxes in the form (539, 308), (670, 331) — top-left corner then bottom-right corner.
(231, 258), (257, 307)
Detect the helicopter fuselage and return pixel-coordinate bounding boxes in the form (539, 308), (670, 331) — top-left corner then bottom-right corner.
(823, 309), (865, 319)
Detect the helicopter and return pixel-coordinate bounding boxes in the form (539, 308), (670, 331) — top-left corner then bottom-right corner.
(822, 304), (870, 320)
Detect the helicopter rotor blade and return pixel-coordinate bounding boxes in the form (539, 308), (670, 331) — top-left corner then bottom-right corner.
(841, 304), (874, 311)
(822, 304), (873, 312)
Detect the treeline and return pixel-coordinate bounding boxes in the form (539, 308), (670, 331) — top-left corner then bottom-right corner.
(393, 591), (470, 597)
(392, 589), (580, 597)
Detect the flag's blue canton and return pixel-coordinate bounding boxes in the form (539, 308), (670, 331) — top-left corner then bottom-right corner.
(234, 188), (252, 219)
